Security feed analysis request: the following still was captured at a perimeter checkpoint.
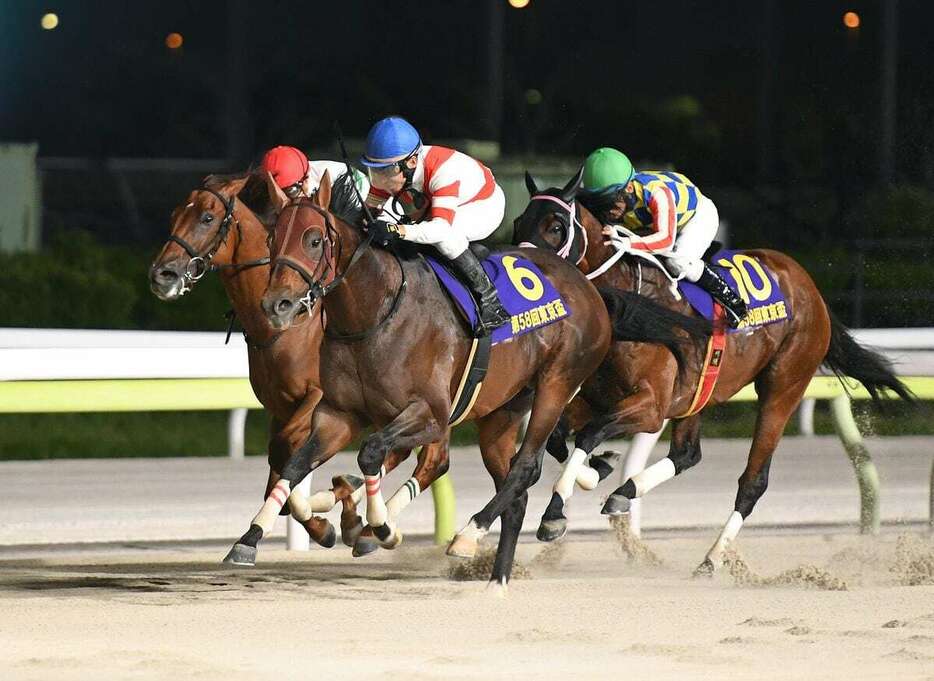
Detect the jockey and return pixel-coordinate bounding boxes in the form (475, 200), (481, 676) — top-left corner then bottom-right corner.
(359, 116), (511, 335)
(261, 145), (368, 199)
(580, 147), (748, 327)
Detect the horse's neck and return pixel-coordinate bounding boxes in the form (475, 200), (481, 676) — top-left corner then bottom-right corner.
(216, 218), (277, 344)
(324, 228), (402, 337)
(580, 224), (620, 277)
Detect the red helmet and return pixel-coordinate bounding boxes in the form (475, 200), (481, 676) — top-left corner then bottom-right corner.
(261, 146), (309, 189)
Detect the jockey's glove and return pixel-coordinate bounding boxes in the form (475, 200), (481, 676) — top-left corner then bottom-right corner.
(601, 225), (631, 251)
(368, 219), (403, 247)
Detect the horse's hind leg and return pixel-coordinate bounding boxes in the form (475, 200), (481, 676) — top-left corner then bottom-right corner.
(352, 442), (449, 557)
(696, 370), (812, 574)
(448, 377), (572, 565)
(602, 415), (700, 516)
(539, 378), (668, 539)
(475, 405), (528, 592)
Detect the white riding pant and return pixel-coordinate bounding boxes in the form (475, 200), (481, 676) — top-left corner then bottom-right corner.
(664, 196), (720, 282)
(407, 185), (506, 259)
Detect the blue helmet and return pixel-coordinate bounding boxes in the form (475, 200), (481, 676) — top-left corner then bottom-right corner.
(360, 116), (421, 168)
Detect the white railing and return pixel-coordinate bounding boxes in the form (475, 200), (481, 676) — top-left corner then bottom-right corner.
(2, 327), (932, 541)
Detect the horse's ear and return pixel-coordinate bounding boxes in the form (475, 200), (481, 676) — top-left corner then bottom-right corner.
(560, 165), (584, 202)
(524, 170), (539, 196)
(224, 175), (250, 197)
(264, 170), (290, 213)
(315, 170), (332, 210)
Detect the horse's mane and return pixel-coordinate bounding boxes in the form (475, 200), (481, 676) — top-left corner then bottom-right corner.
(327, 169), (366, 228)
(204, 171), (278, 229)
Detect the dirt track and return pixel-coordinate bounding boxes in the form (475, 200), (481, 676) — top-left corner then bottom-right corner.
(3, 529), (934, 680)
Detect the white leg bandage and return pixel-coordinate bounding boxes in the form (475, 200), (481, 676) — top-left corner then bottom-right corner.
(308, 490), (337, 513)
(364, 474), (389, 528)
(555, 448), (589, 501)
(252, 479), (291, 533)
(287, 486), (312, 522)
(630, 457), (676, 497)
(706, 511), (744, 563)
(385, 477), (421, 520)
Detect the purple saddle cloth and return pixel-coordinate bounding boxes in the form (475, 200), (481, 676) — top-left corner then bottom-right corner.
(679, 250), (791, 332)
(426, 253), (571, 345)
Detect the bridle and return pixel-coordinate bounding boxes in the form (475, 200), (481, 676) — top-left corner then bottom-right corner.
(166, 187), (271, 294)
(270, 200), (406, 342)
(519, 194), (588, 267)
(518, 192), (681, 293)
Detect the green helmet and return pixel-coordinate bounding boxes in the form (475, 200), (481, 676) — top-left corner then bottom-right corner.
(582, 147), (634, 192)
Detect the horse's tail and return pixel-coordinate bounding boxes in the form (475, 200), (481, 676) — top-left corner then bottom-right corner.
(821, 308), (914, 406)
(598, 287), (712, 378)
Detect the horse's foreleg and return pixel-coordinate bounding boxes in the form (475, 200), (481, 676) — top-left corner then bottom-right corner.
(330, 448), (411, 548)
(357, 401), (445, 550)
(223, 404), (359, 566)
(352, 443), (448, 556)
(602, 414), (699, 516)
(265, 392), (339, 547)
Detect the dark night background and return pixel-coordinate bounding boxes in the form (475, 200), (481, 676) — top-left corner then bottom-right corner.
(1, 0), (932, 328)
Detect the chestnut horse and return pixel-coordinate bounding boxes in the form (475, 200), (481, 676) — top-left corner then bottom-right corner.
(221, 171), (624, 589)
(514, 169), (913, 572)
(149, 172), (445, 555)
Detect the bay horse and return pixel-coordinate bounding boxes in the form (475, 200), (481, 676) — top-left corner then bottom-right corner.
(514, 169), (913, 573)
(149, 171), (445, 555)
(223, 170), (624, 590)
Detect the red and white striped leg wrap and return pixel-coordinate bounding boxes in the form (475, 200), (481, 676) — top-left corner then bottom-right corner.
(364, 474), (389, 528)
(252, 479), (291, 533)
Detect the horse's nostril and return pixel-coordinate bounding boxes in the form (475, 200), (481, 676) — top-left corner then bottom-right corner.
(158, 269), (179, 283)
(276, 299), (293, 314)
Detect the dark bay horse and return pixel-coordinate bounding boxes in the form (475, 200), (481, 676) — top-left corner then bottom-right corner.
(225, 171), (621, 589)
(514, 170), (913, 572)
(149, 172), (444, 554)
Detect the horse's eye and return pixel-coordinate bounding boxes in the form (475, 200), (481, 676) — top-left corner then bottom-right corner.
(201, 212), (214, 224)
(550, 222), (562, 234)
(311, 238), (322, 248)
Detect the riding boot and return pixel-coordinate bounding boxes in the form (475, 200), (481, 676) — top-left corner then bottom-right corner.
(696, 264), (749, 328)
(449, 249), (512, 336)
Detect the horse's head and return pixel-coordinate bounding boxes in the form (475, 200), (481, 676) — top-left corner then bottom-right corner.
(262, 171), (338, 330)
(511, 166), (595, 267)
(149, 175), (250, 300)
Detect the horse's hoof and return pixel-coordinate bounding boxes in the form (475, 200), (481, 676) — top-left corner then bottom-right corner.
(333, 473), (364, 494)
(314, 521), (337, 548)
(341, 514), (364, 547)
(601, 494), (631, 516)
(447, 534), (478, 559)
(301, 516), (336, 548)
(693, 558), (716, 578)
(536, 517), (567, 543)
(486, 578), (508, 598)
(352, 534), (380, 558)
(379, 526), (403, 550)
(223, 543), (257, 567)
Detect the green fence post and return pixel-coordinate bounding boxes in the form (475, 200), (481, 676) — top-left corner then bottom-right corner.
(830, 393), (880, 534)
(430, 472), (456, 545)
